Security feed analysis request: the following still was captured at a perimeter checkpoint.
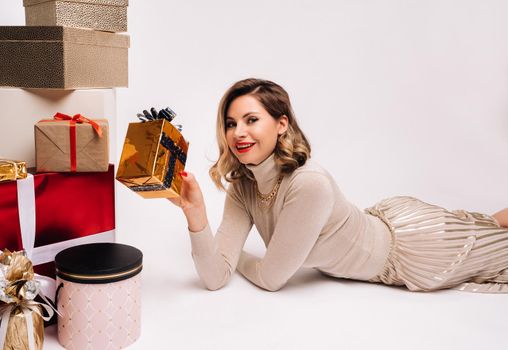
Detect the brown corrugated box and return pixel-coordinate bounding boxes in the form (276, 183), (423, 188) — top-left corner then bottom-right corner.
(24, 0), (128, 33)
(35, 118), (109, 172)
(0, 26), (129, 89)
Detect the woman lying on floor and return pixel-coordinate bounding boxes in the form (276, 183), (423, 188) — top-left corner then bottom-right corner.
(169, 78), (508, 293)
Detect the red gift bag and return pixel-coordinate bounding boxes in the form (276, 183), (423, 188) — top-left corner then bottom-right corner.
(0, 165), (116, 278)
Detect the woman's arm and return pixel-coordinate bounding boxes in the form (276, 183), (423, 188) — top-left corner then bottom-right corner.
(169, 172), (253, 290)
(236, 172), (335, 292)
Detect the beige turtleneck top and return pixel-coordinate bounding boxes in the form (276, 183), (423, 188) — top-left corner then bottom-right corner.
(188, 154), (393, 291)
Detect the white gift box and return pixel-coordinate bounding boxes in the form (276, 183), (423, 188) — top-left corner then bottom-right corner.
(0, 87), (117, 167)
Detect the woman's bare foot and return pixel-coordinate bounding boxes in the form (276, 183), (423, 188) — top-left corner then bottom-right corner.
(492, 208), (508, 228)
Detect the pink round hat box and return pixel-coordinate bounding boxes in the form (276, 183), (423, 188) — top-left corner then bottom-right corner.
(55, 243), (143, 349)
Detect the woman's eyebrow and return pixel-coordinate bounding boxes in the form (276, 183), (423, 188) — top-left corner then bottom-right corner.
(226, 112), (258, 121)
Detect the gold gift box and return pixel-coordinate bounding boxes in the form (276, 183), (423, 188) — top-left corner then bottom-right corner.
(0, 26), (129, 89)
(24, 0), (128, 33)
(0, 159), (27, 182)
(116, 119), (188, 199)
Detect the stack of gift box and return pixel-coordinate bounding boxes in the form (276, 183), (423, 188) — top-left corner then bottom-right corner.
(0, 2), (190, 348)
(0, 0), (130, 281)
(0, 1), (129, 349)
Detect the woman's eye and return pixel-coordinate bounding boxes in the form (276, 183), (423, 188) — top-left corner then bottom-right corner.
(247, 117), (258, 124)
(226, 121), (236, 129)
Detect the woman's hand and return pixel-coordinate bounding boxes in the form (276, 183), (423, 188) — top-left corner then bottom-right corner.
(168, 171), (204, 210)
(168, 171), (208, 232)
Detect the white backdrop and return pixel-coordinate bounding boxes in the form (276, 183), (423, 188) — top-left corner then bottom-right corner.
(117, 0), (508, 281)
(1, 1), (508, 349)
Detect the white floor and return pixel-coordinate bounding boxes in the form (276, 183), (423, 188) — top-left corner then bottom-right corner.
(44, 184), (508, 350)
(44, 266), (507, 350)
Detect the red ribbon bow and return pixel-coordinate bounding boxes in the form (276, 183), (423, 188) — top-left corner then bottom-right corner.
(53, 112), (103, 137)
(52, 113), (103, 172)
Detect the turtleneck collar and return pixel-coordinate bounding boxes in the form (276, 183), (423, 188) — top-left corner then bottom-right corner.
(245, 153), (281, 193)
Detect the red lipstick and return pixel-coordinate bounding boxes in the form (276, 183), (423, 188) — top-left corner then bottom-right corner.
(236, 142), (255, 154)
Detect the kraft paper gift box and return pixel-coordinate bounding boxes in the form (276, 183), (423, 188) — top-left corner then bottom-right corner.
(24, 0), (129, 33)
(35, 113), (109, 172)
(0, 88), (117, 167)
(0, 165), (116, 279)
(0, 26), (129, 89)
(116, 118), (188, 199)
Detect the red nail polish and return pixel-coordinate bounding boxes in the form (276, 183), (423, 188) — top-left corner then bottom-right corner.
(180, 171), (188, 177)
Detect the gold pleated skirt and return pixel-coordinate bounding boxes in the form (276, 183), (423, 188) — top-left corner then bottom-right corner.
(365, 196), (508, 293)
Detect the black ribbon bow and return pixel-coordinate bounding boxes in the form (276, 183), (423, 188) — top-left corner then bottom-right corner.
(136, 107), (177, 123)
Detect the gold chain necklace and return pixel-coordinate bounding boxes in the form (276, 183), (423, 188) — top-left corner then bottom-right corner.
(255, 174), (284, 208)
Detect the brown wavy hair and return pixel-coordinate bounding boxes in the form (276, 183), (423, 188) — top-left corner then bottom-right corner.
(209, 78), (311, 190)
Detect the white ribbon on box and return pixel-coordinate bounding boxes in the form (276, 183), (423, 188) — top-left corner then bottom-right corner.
(15, 174), (115, 299)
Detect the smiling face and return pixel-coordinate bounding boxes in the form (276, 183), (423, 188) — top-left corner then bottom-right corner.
(225, 94), (288, 166)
